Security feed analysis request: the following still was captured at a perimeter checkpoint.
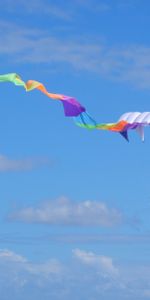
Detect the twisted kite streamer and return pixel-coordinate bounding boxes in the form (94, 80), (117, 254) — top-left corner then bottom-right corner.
(0, 73), (149, 142)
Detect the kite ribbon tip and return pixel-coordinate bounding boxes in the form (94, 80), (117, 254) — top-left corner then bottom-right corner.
(120, 131), (129, 142)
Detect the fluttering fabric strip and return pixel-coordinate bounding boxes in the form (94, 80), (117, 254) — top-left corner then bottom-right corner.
(0, 73), (149, 142)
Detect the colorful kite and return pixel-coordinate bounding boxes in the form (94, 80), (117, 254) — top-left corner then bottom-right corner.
(0, 73), (149, 142)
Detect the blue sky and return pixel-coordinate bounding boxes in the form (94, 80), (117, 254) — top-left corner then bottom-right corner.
(1, 0), (150, 299)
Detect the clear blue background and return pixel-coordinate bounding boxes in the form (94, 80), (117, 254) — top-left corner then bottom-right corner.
(0, 1), (150, 299)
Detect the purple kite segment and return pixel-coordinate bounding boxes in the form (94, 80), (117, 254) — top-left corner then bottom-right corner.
(61, 96), (86, 117)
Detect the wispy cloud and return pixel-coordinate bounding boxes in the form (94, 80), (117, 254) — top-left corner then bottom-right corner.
(0, 249), (64, 299)
(74, 0), (111, 12)
(143, 289), (150, 298)
(0, 249), (27, 263)
(1, 232), (150, 246)
(0, 247), (150, 299)
(0, 0), (71, 20)
(73, 248), (119, 277)
(0, 154), (51, 172)
(0, 0), (111, 20)
(8, 196), (123, 227)
(0, 248), (63, 276)
(47, 233), (150, 245)
(1, 21), (150, 88)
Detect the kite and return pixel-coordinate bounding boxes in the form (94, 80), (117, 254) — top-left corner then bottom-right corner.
(0, 73), (149, 142)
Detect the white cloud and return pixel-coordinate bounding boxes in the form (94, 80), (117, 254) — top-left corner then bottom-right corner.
(0, 154), (50, 172)
(0, 248), (63, 299)
(26, 260), (62, 276)
(0, 249), (27, 263)
(73, 248), (119, 277)
(0, 248), (150, 299)
(9, 197), (123, 227)
(0, 249), (62, 276)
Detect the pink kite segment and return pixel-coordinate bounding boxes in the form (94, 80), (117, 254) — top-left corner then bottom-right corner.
(0, 73), (149, 142)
